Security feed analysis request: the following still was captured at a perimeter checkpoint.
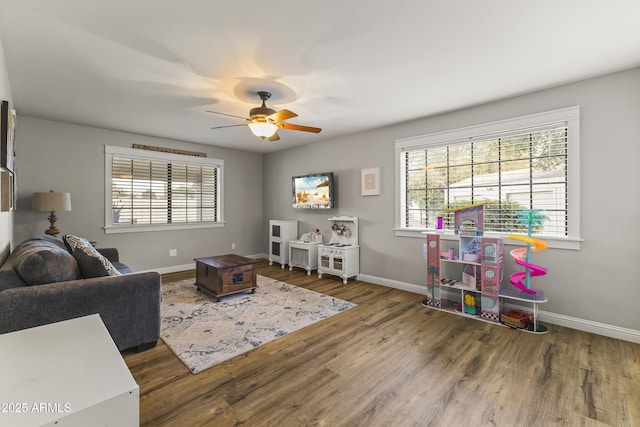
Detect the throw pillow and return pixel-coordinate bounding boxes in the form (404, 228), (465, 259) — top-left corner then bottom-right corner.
(63, 235), (122, 278)
(10, 237), (81, 285)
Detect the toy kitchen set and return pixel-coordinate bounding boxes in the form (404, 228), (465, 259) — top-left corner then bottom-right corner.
(317, 216), (360, 284)
(288, 230), (323, 276)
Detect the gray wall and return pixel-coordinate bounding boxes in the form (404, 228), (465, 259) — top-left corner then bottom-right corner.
(264, 67), (640, 331)
(14, 117), (264, 272)
(0, 34), (13, 263)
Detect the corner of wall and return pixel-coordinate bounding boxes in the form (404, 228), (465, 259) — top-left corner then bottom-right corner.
(0, 31), (15, 261)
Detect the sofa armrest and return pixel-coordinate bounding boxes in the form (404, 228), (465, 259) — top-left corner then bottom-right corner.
(0, 271), (161, 351)
(96, 248), (119, 263)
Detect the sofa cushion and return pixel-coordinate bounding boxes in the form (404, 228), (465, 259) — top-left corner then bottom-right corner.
(0, 269), (28, 291)
(63, 235), (122, 278)
(10, 237), (81, 285)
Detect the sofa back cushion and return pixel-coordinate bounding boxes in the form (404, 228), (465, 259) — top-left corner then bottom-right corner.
(0, 269), (27, 291)
(10, 237), (81, 285)
(63, 235), (122, 278)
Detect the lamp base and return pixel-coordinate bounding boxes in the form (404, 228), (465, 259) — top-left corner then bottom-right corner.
(45, 211), (60, 236)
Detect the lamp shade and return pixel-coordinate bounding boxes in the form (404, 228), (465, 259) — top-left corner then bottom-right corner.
(32, 192), (72, 212)
(248, 122), (278, 138)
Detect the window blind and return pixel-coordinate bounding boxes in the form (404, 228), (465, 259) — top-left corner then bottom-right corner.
(401, 125), (568, 237)
(111, 156), (220, 226)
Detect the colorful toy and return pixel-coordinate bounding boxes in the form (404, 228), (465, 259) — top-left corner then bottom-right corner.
(440, 248), (455, 260)
(463, 294), (476, 315)
(448, 203), (486, 235)
(423, 207), (548, 332)
(423, 234), (441, 308)
(508, 209), (548, 295)
(480, 237), (504, 322)
(500, 309), (532, 329)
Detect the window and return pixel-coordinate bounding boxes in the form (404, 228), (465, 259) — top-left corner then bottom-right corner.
(395, 107), (581, 249)
(104, 145), (224, 233)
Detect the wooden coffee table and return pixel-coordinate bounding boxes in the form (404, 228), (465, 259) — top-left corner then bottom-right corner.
(194, 254), (259, 301)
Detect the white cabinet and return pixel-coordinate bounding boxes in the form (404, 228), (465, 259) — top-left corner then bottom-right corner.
(269, 220), (298, 269)
(289, 240), (320, 275)
(0, 314), (139, 426)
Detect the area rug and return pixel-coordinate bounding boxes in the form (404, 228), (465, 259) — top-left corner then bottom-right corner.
(160, 275), (357, 373)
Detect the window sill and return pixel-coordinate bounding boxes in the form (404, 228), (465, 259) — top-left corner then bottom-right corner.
(394, 228), (582, 250)
(104, 222), (225, 234)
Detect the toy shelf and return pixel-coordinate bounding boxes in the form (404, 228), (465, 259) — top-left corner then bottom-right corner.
(432, 282), (548, 332)
(424, 232), (548, 333)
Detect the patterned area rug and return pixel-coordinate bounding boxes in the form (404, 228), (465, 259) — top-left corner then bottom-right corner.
(160, 275), (357, 373)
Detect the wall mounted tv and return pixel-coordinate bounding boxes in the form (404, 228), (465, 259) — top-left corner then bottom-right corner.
(292, 172), (335, 209)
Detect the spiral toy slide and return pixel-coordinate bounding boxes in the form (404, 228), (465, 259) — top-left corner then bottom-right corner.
(507, 235), (548, 295)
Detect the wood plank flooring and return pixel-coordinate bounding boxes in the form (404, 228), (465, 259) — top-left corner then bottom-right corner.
(124, 259), (640, 426)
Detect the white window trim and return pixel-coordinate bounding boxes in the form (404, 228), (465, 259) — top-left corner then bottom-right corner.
(104, 145), (224, 234)
(394, 106), (582, 250)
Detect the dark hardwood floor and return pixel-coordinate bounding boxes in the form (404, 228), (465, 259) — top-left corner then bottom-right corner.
(124, 259), (640, 426)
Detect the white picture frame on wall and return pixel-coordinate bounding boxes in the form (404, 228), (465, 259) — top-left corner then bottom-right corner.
(361, 167), (380, 196)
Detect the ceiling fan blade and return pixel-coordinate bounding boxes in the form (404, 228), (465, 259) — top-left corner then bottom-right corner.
(211, 124), (248, 130)
(268, 109), (297, 123)
(268, 132), (280, 141)
(280, 123), (322, 133)
(206, 110), (251, 121)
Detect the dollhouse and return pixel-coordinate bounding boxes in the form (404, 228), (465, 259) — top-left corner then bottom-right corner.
(422, 204), (548, 333)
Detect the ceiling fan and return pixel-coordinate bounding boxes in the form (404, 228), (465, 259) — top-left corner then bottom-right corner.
(207, 91), (321, 141)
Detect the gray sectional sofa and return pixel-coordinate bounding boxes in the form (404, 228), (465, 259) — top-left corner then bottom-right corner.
(0, 235), (161, 351)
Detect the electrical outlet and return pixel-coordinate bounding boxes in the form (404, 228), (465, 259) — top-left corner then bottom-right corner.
(231, 243), (236, 250)
(169, 249), (177, 257)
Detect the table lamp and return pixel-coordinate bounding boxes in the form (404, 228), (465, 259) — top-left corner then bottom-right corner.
(32, 191), (72, 236)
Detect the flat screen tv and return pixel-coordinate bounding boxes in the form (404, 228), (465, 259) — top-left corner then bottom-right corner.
(292, 172), (335, 209)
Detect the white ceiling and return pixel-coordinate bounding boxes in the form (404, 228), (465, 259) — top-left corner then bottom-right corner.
(1, 1), (640, 153)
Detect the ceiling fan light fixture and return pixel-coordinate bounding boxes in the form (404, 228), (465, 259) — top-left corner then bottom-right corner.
(208, 90), (321, 140)
(248, 122), (278, 138)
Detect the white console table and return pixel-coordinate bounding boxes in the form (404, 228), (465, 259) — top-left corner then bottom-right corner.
(0, 314), (139, 427)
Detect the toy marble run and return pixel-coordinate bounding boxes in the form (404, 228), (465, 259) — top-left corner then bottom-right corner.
(508, 209), (548, 295)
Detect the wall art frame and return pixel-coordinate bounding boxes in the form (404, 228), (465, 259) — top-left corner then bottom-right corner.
(1, 169), (14, 212)
(361, 167), (380, 196)
(1, 100), (16, 173)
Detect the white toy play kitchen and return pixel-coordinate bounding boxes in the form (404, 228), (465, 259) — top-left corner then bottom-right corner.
(289, 231), (323, 276)
(318, 216), (359, 284)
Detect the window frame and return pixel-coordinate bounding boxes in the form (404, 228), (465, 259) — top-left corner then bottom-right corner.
(394, 106), (581, 250)
(104, 145), (224, 234)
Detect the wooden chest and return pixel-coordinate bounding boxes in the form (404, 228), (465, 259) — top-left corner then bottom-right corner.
(194, 254), (259, 301)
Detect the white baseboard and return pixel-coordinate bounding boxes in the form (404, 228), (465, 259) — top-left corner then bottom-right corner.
(247, 253), (268, 259)
(358, 273), (429, 295)
(139, 263), (195, 275)
(358, 273), (640, 344)
(140, 253), (268, 276)
(536, 310), (640, 344)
